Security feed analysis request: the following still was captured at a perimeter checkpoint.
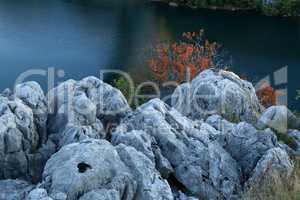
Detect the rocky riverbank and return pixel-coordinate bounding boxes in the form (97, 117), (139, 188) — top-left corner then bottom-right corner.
(1, 69), (300, 200)
(152, 0), (300, 17)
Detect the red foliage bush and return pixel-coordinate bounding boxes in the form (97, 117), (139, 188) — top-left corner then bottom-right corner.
(147, 30), (277, 109)
(256, 85), (277, 108)
(147, 29), (220, 83)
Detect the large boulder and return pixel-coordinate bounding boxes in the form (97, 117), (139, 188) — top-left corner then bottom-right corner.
(40, 138), (174, 200)
(172, 69), (261, 124)
(0, 179), (34, 200)
(0, 82), (55, 183)
(41, 139), (136, 200)
(15, 81), (48, 144)
(257, 106), (300, 134)
(116, 99), (241, 199)
(245, 147), (294, 190)
(47, 77), (130, 148)
(14, 82), (56, 183)
(0, 96), (39, 181)
(206, 115), (279, 181)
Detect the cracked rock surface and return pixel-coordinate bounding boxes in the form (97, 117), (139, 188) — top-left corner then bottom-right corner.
(47, 76), (130, 149)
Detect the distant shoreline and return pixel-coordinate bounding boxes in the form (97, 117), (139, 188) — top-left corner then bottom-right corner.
(149, 0), (300, 17)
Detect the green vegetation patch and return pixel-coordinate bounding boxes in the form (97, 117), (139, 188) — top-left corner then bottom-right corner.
(276, 131), (298, 150)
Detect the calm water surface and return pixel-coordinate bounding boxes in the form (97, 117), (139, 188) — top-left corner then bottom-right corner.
(0, 0), (299, 108)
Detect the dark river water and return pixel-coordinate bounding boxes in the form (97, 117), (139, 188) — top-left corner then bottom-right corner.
(0, 0), (299, 109)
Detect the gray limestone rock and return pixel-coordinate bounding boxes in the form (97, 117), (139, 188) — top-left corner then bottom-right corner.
(116, 99), (241, 199)
(246, 147), (294, 189)
(0, 96), (39, 181)
(116, 144), (173, 200)
(41, 139), (136, 200)
(0, 179), (34, 200)
(79, 189), (120, 200)
(206, 114), (279, 180)
(172, 69), (261, 124)
(15, 81), (48, 144)
(47, 77), (130, 149)
(257, 106), (300, 134)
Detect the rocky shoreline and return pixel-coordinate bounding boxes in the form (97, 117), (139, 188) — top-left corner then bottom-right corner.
(150, 0), (300, 17)
(1, 69), (300, 200)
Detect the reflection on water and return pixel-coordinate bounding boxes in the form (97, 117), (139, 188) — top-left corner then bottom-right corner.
(0, 0), (299, 108)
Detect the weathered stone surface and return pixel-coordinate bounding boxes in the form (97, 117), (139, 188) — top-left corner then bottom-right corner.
(172, 69), (261, 123)
(47, 77), (130, 148)
(79, 189), (120, 200)
(112, 130), (155, 162)
(50, 192), (67, 200)
(152, 143), (174, 179)
(206, 114), (279, 180)
(288, 130), (300, 153)
(208, 141), (241, 199)
(1, 88), (13, 98)
(26, 188), (53, 200)
(112, 128), (174, 179)
(40, 138), (173, 200)
(0, 96), (39, 181)
(257, 106), (300, 134)
(58, 122), (104, 148)
(0, 179), (34, 200)
(171, 83), (191, 117)
(206, 115), (295, 196)
(245, 147), (294, 188)
(41, 139), (136, 200)
(116, 144), (173, 200)
(15, 81), (48, 144)
(0, 81), (56, 183)
(173, 191), (198, 200)
(116, 99), (241, 199)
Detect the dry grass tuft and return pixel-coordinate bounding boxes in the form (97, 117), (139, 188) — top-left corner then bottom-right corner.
(242, 157), (300, 200)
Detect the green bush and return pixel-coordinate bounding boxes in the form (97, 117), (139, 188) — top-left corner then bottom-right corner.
(113, 77), (150, 108)
(113, 77), (131, 102)
(183, 0), (259, 8)
(262, 0), (300, 16)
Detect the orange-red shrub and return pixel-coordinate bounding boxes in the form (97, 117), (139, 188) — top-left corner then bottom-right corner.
(147, 29), (220, 83)
(256, 85), (277, 108)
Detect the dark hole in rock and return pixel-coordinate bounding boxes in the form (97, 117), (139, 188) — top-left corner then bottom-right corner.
(167, 174), (189, 194)
(77, 162), (92, 173)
